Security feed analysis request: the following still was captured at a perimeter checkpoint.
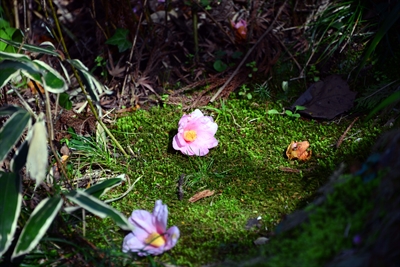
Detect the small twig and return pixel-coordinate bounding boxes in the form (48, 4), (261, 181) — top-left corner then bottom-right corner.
(210, 1), (287, 103)
(336, 117), (359, 149)
(44, 88), (71, 187)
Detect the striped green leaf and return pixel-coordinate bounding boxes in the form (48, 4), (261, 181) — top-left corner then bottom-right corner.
(0, 59), (41, 88)
(0, 109), (31, 162)
(0, 104), (23, 116)
(34, 60), (68, 93)
(11, 196), (63, 259)
(0, 37), (61, 58)
(84, 177), (125, 199)
(0, 51), (67, 93)
(66, 190), (133, 231)
(0, 172), (22, 258)
(10, 140), (29, 173)
(67, 59), (111, 103)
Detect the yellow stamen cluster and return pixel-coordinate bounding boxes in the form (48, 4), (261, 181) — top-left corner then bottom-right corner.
(184, 130), (197, 142)
(144, 232), (165, 247)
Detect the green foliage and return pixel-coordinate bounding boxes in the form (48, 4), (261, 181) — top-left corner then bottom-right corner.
(0, 105), (131, 261)
(366, 90), (400, 121)
(253, 82), (271, 101)
(238, 84), (252, 99)
(246, 61), (258, 78)
(267, 105), (306, 119)
(0, 42), (131, 262)
(308, 0), (370, 64)
(92, 55), (108, 78)
(355, 81), (399, 111)
(58, 92), (73, 110)
(105, 28), (132, 53)
(0, 51), (68, 93)
(0, 18), (22, 53)
(213, 59), (228, 72)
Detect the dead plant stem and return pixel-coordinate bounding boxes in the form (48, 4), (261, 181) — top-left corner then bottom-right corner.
(44, 88), (70, 186)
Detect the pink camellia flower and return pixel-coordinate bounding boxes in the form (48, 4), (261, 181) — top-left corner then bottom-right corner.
(231, 19), (247, 40)
(231, 19), (247, 30)
(122, 200), (180, 256)
(172, 109), (218, 156)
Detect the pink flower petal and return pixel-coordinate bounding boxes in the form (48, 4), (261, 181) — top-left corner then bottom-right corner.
(128, 210), (157, 235)
(122, 200), (180, 256)
(164, 226), (180, 251)
(122, 233), (147, 253)
(172, 110), (218, 156)
(152, 200), (168, 233)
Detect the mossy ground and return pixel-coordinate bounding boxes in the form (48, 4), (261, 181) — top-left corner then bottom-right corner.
(74, 97), (383, 266)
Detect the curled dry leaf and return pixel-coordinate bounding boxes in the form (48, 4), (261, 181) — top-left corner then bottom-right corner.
(189, 189), (215, 203)
(286, 141), (312, 161)
(27, 80), (45, 94)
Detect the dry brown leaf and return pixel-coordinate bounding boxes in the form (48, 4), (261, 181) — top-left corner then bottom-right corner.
(189, 189), (215, 203)
(286, 141), (312, 161)
(27, 80), (44, 94)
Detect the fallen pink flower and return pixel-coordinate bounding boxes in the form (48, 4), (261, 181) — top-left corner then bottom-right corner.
(231, 19), (247, 37)
(172, 109), (218, 156)
(122, 200), (180, 256)
(231, 19), (247, 30)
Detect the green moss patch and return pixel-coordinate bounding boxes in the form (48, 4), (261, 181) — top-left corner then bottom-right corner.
(81, 99), (381, 266)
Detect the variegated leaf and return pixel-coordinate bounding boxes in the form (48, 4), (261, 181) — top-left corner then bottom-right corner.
(0, 172), (22, 258)
(0, 109), (31, 162)
(11, 196), (63, 259)
(65, 190), (133, 231)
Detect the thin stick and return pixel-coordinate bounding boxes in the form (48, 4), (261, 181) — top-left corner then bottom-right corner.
(210, 1), (287, 103)
(336, 117), (359, 149)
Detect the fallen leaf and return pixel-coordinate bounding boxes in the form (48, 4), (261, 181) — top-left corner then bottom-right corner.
(189, 189), (215, 203)
(27, 80), (44, 94)
(286, 141), (312, 161)
(291, 75), (356, 120)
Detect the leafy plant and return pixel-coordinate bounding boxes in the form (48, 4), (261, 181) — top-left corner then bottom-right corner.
(254, 81), (271, 101)
(238, 84), (252, 100)
(0, 106), (132, 262)
(268, 105), (306, 118)
(105, 28), (132, 53)
(246, 61), (258, 78)
(92, 55), (108, 78)
(0, 41), (134, 262)
(0, 17), (22, 53)
(308, 0), (370, 65)
(213, 59), (228, 72)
